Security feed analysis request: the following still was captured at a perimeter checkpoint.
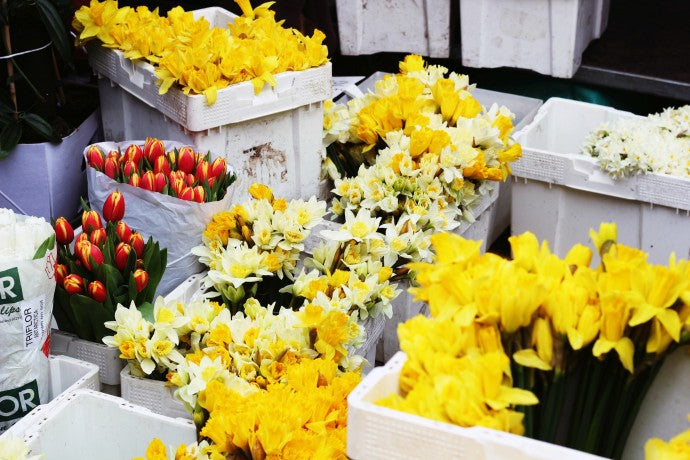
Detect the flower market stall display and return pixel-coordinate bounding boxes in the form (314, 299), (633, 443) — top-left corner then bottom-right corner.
(352, 224), (690, 459)
(85, 139), (237, 295)
(512, 98), (690, 265)
(0, 210), (55, 433)
(323, 54), (523, 359)
(74, 0), (331, 202)
(51, 191), (166, 388)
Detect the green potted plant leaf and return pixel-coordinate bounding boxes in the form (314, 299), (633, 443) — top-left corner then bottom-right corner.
(0, 0), (99, 222)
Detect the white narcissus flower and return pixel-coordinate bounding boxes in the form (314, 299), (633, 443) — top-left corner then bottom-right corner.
(0, 437), (42, 460)
(322, 209), (382, 243)
(206, 241), (271, 289)
(103, 302), (151, 345)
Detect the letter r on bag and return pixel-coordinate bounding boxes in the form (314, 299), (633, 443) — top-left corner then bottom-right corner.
(0, 267), (23, 304)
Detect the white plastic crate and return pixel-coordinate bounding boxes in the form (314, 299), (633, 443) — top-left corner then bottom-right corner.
(348, 351), (605, 460)
(89, 7), (331, 202)
(512, 97), (690, 264)
(335, 0), (452, 58)
(5, 390), (196, 459)
(50, 329), (124, 390)
(460, 0), (610, 78)
(0, 110), (99, 223)
(378, 184), (499, 362)
(120, 365), (190, 420)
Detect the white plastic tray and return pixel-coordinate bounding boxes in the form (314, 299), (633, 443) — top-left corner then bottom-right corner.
(348, 352), (605, 460)
(513, 97), (690, 264)
(120, 365), (190, 420)
(9, 390), (196, 460)
(50, 329), (124, 389)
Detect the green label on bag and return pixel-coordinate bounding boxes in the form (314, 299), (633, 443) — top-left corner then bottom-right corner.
(0, 380), (40, 422)
(0, 267), (23, 305)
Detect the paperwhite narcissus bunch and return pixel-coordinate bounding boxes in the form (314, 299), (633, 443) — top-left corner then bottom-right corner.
(0, 209), (53, 261)
(323, 55), (521, 267)
(582, 105), (690, 179)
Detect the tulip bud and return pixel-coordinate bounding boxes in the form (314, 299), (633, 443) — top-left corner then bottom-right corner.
(128, 172), (141, 187)
(104, 157), (119, 180)
(114, 242), (132, 271)
(81, 210), (103, 233)
(103, 190), (126, 222)
(207, 176), (216, 189)
(107, 150), (120, 160)
(168, 170), (184, 182)
(130, 232), (145, 258)
(178, 187), (194, 201)
(122, 161), (138, 179)
(86, 145), (105, 171)
(89, 228), (107, 246)
(77, 241), (104, 271)
(144, 137), (165, 163)
(177, 147), (196, 174)
(166, 150), (177, 168)
(193, 185), (205, 203)
(88, 280), (107, 302)
(54, 217), (74, 245)
(195, 161), (209, 184)
(133, 269), (149, 293)
(140, 171), (155, 191)
(171, 178), (185, 196)
(195, 152), (208, 163)
(154, 172), (167, 193)
(153, 155), (171, 176)
(185, 174), (196, 187)
(75, 232), (89, 246)
(54, 264), (68, 286)
(124, 144), (143, 166)
(63, 274), (84, 295)
(210, 157), (226, 180)
(116, 221), (132, 243)
(136, 258), (145, 269)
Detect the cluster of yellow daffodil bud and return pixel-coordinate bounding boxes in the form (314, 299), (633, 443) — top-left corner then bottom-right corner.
(138, 358), (359, 460)
(380, 224), (690, 455)
(644, 416), (690, 460)
(324, 55), (522, 268)
(73, 0), (329, 104)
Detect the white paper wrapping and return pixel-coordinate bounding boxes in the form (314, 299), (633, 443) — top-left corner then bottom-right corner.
(84, 141), (240, 296)
(0, 213), (56, 433)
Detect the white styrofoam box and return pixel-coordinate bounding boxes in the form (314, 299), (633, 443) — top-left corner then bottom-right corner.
(622, 346), (690, 460)
(378, 184), (499, 362)
(88, 7), (331, 202)
(0, 110), (99, 223)
(50, 329), (124, 388)
(6, 390), (196, 459)
(3, 355), (100, 438)
(460, 0), (610, 78)
(335, 71), (543, 243)
(348, 351), (605, 460)
(120, 365), (190, 420)
(335, 0), (451, 58)
(512, 97), (690, 264)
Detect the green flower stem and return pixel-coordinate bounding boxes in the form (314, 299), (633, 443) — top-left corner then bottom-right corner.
(573, 358), (606, 449)
(584, 359), (625, 454)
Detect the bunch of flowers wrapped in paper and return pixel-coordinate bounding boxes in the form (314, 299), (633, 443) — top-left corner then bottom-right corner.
(72, 0), (329, 103)
(53, 191), (167, 342)
(582, 105), (690, 179)
(192, 183), (401, 321)
(377, 223), (690, 458)
(323, 55), (522, 268)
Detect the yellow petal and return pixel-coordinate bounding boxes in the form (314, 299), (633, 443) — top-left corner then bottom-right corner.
(613, 337), (635, 373)
(513, 349), (552, 371)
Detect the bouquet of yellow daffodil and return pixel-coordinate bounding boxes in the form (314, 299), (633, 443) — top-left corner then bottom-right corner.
(378, 223), (690, 458)
(322, 55), (522, 269)
(72, 0), (329, 104)
(137, 358), (359, 460)
(192, 184), (402, 322)
(103, 295), (363, 408)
